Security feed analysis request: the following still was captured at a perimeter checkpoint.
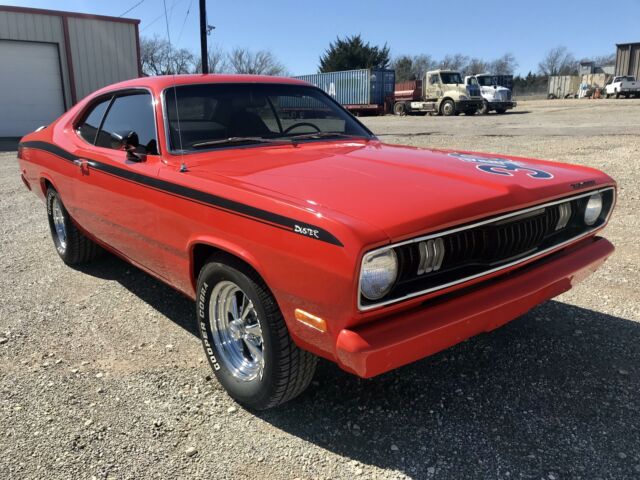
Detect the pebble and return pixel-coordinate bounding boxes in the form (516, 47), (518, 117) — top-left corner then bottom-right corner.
(185, 446), (197, 457)
(618, 452), (627, 459)
(618, 369), (630, 376)
(95, 372), (104, 379)
(84, 419), (93, 427)
(227, 406), (237, 414)
(0, 337), (7, 345)
(390, 444), (399, 451)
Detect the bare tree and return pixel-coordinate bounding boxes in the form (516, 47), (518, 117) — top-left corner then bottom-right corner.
(465, 58), (489, 75)
(538, 46), (577, 76)
(490, 53), (518, 75)
(439, 53), (469, 72)
(584, 53), (616, 66)
(228, 48), (287, 76)
(140, 36), (195, 75)
(411, 54), (436, 79)
(194, 45), (230, 73)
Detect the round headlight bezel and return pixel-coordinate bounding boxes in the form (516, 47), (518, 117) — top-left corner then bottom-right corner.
(359, 248), (398, 301)
(584, 192), (603, 226)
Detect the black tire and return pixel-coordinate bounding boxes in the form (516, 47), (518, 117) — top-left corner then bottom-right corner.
(440, 99), (456, 116)
(196, 256), (317, 410)
(393, 102), (406, 116)
(479, 100), (490, 115)
(496, 109), (507, 114)
(605, 93), (611, 99)
(615, 90), (620, 99)
(46, 187), (101, 265)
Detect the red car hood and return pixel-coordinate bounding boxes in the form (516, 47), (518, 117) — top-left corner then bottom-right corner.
(186, 141), (614, 241)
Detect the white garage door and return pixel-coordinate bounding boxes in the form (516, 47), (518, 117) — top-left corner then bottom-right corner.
(0, 40), (66, 137)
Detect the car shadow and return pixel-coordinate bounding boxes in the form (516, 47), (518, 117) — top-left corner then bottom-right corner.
(76, 255), (639, 478)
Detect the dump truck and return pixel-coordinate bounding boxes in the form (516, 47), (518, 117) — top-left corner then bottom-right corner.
(464, 74), (516, 114)
(393, 70), (483, 116)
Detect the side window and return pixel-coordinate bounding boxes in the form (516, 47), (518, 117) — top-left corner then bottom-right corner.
(77, 98), (111, 145)
(96, 93), (158, 155)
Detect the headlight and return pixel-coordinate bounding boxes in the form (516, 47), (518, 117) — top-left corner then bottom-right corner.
(459, 95), (469, 100)
(584, 192), (603, 225)
(360, 249), (398, 300)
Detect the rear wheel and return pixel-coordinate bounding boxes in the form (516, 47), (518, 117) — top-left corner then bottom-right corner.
(440, 99), (455, 116)
(46, 187), (101, 265)
(479, 100), (490, 114)
(196, 256), (317, 410)
(393, 102), (407, 116)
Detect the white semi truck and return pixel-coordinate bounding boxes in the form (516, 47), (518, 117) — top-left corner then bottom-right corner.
(464, 74), (517, 114)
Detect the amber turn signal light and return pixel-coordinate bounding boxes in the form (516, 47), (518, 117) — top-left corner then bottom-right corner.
(294, 309), (327, 332)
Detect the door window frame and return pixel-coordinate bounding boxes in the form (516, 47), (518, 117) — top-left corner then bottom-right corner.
(73, 87), (161, 156)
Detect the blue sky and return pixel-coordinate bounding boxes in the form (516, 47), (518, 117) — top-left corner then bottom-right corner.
(8, 0), (640, 75)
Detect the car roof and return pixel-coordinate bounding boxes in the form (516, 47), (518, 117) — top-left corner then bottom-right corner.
(94, 74), (311, 94)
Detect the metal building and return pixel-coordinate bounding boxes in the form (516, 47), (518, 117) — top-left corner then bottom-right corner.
(615, 42), (640, 80)
(0, 6), (141, 137)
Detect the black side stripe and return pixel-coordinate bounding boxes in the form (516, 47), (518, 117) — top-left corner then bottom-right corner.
(21, 141), (343, 247)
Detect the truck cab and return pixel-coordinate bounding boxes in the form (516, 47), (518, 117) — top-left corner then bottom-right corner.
(425, 70), (483, 116)
(465, 74), (517, 114)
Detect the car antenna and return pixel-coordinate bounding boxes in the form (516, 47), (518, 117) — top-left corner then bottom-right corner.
(162, 0), (188, 173)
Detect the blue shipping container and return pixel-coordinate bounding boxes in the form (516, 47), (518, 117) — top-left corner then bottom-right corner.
(294, 69), (395, 106)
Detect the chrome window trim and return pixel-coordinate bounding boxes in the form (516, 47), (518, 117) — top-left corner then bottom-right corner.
(74, 87), (162, 155)
(358, 186), (616, 311)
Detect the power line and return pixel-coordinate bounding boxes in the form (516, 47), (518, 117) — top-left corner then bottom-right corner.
(119, 0), (145, 18)
(140, 0), (186, 33)
(176, 0), (194, 45)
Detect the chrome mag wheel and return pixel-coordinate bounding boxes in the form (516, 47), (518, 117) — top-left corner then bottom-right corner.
(51, 197), (67, 251)
(209, 280), (264, 381)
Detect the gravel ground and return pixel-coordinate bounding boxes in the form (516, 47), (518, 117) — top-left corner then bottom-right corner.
(1, 99), (639, 479)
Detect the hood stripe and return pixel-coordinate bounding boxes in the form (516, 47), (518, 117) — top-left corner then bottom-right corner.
(20, 141), (343, 247)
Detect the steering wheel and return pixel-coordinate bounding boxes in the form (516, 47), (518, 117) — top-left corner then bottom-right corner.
(283, 122), (321, 134)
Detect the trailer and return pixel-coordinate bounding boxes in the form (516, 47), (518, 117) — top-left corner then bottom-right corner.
(294, 69), (395, 115)
(547, 75), (580, 99)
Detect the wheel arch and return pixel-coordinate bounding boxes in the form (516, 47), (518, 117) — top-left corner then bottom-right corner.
(188, 237), (268, 292)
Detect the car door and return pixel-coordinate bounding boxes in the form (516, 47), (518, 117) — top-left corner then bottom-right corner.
(425, 72), (441, 100)
(70, 90), (170, 279)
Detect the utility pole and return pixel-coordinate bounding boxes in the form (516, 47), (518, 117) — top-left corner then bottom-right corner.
(199, 0), (208, 74)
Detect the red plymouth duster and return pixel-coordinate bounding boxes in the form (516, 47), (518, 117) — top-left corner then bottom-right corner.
(17, 75), (616, 409)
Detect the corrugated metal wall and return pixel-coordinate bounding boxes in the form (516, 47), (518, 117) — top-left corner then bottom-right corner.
(0, 10), (72, 109)
(67, 18), (139, 100)
(295, 69), (395, 106)
(616, 43), (640, 79)
(0, 7), (140, 110)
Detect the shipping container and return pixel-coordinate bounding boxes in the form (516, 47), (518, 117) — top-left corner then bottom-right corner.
(615, 42), (640, 80)
(294, 69), (395, 114)
(547, 75), (580, 99)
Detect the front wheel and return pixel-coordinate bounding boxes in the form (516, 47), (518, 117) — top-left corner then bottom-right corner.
(196, 257), (317, 410)
(46, 187), (102, 265)
(393, 102), (406, 116)
(479, 100), (490, 115)
(440, 99), (456, 116)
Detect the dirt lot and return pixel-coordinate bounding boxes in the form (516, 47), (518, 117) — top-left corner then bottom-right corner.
(1, 99), (639, 479)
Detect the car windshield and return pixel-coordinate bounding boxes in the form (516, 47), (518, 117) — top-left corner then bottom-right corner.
(440, 72), (463, 84)
(476, 76), (496, 86)
(164, 83), (372, 151)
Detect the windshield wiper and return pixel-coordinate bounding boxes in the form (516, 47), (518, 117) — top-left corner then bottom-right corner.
(283, 132), (370, 142)
(191, 137), (292, 148)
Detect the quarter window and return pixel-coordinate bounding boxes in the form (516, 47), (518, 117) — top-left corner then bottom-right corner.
(96, 93), (158, 155)
(77, 98), (110, 144)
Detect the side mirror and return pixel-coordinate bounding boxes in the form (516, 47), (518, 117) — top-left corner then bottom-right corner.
(110, 130), (145, 162)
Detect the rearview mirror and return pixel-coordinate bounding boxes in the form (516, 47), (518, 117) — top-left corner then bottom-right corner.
(110, 130), (145, 162)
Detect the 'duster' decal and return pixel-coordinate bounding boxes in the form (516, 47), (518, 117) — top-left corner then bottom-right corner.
(449, 153), (554, 179)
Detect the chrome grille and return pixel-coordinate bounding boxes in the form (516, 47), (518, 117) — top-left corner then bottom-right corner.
(360, 187), (616, 310)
